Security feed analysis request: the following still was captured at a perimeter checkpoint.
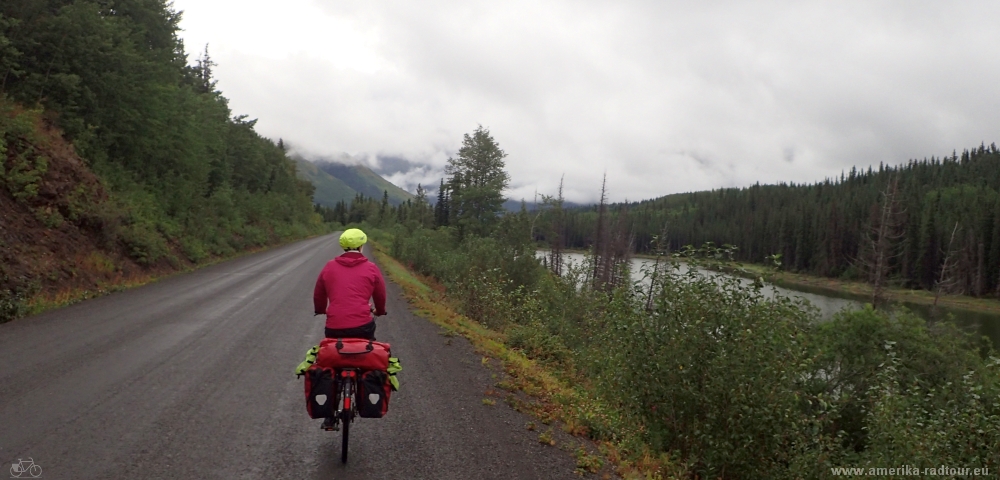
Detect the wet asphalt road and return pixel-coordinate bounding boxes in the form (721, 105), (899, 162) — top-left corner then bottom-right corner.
(0, 234), (583, 479)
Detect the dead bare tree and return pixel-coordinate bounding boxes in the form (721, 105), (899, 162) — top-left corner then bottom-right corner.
(645, 224), (670, 312)
(607, 203), (634, 289)
(546, 176), (566, 276)
(591, 174), (610, 290)
(858, 174), (906, 308)
(934, 222), (962, 308)
(589, 174), (633, 292)
(528, 189), (545, 242)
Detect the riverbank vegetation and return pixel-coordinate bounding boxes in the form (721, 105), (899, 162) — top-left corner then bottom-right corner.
(380, 225), (1000, 479)
(728, 260), (1000, 316)
(353, 128), (1000, 478)
(0, 2), (328, 322)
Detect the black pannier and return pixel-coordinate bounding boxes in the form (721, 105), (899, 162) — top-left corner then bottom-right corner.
(305, 366), (337, 419)
(357, 370), (391, 418)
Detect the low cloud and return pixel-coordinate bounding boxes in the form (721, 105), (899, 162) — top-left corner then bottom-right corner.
(174, 0), (1000, 203)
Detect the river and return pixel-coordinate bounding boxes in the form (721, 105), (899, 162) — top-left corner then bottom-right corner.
(538, 251), (1000, 349)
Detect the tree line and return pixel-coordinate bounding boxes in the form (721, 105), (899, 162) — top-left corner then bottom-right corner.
(314, 186), (434, 229)
(545, 145), (1000, 298)
(1, 0), (321, 265)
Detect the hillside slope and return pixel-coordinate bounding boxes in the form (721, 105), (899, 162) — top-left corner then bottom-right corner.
(311, 160), (414, 206)
(0, 104), (154, 319)
(292, 156), (356, 206)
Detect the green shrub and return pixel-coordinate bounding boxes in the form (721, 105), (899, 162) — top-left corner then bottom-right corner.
(808, 306), (989, 453)
(0, 273), (40, 323)
(239, 225), (268, 247)
(119, 222), (169, 265)
(0, 103), (48, 203)
(33, 205), (64, 228)
(180, 237), (208, 263)
(593, 269), (817, 479)
(156, 218), (182, 241)
(507, 321), (573, 368)
(2, 151), (48, 202)
(859, 349), (1000, 472)
(64, 183), (98, 222)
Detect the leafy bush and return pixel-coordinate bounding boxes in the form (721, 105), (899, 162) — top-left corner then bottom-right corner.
(33, 205), (64, 228)
(507, 321), (573, 369)
(0, 274), (39, 323)
(118, 222), (169, 265)
(807, 306), (989, 453)
(0, 104), (48, 202)
(859, 352), (1000, 472)
(589, 265), (818, 479)
(180, 237), (208, 263)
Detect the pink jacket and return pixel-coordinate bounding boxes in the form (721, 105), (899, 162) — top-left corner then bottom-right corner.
(313, 252), (387, 329)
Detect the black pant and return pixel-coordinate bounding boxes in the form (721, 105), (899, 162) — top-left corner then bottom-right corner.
(324, 321), (376, 340)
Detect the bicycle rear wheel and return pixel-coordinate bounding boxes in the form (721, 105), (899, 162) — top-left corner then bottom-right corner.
(340, 408), (350, 463)
(339, 372), (354, 464)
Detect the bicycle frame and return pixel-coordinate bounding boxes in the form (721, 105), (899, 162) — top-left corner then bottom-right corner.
(336, 368), (358, 419)
(334, 368), (359, 463)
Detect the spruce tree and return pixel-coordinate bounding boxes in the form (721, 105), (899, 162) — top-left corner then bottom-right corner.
(444, 126), (510, 238)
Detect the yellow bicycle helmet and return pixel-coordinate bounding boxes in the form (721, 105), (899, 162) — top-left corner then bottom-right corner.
(339, 228), (367, 250)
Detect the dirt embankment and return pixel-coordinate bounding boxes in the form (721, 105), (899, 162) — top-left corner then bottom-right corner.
(0, 104), (174, 321)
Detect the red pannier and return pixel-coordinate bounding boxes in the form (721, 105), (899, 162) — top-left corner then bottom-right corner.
(314, 337), (391, 371)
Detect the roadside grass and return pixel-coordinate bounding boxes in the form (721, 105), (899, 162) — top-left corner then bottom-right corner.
(23, 271), (153, 315)
(372, 241), (684, 479)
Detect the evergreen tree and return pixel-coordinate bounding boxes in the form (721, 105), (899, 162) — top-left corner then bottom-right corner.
(414, 183), (430, 227)
(445, 126), (510, 238)
(434, 179), (447, 227)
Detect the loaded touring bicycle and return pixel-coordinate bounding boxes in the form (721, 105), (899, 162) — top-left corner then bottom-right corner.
(300, 335), (399, 463)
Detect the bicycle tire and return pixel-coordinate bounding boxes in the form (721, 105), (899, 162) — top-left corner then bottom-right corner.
(341, 407), (351, 463)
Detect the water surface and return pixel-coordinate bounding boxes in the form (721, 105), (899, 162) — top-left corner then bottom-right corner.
(538, 251), (1000, 349)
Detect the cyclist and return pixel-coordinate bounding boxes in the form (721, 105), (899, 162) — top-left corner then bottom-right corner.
(313, 228), (387, 341)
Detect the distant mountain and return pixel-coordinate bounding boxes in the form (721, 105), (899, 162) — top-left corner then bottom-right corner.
(315, 161), (414, 205)
(292, 156), (414, 207)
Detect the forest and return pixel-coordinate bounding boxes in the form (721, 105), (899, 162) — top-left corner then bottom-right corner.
(1, 0), (322, 262)
(1, 1), (325, 322)
(543, 146), (1000, 297)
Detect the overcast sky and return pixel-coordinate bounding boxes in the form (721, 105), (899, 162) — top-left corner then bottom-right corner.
(170, 0), (1000, 204)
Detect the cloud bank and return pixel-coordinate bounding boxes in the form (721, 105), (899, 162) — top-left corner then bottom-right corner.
(172, 0), (1000, 203)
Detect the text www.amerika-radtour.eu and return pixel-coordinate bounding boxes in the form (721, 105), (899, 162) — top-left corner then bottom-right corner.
(830, 466), (990, 477)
